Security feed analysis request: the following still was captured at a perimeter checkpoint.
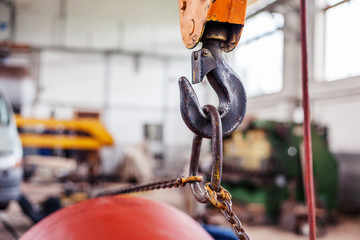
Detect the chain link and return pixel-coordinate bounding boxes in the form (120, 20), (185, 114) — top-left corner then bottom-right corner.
(220, 200), (250, 240)
(204, 183), (250, 240)
(95, 176), (203, 197)
(203, 182), (231, 209)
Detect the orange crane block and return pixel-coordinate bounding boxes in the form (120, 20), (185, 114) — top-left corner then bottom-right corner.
(178, 0), (248, 52)
(20, 196), (213, 240)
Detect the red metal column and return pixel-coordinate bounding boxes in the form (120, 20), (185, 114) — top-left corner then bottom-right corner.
(300, 0), (317, 240)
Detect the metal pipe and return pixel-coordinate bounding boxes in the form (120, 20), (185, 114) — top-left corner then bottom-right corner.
(323, 0), (351, 11)
(300, 0), (317, 240)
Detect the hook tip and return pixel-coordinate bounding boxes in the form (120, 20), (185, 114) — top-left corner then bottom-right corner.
(178, 76), (192, 90)
(178, 76), (189, 83)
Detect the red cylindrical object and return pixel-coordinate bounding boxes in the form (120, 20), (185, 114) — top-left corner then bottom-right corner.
(300, 0), (317, 239)
(20, 196), (213, 240)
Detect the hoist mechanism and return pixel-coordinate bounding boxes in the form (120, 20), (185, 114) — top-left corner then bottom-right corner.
(178, 0), (250, 239)
(178, 0), (248, 139)
(178, 0), (247, 52)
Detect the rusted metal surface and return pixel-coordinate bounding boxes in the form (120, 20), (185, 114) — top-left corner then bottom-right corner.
(95, 176), (203, 197)
(178, 0), (247, 52)
(179, 40), (247, 138)
(203, 182), (231, 209)
(188, 135), (208, 203)
(201, 21), (244, 52)
(204, 105), (223, 192)
(187, 105), (249, 239)
(188, 105), (223, 203)
(220, 200), (250, 239)
(178, 2), (249, 236)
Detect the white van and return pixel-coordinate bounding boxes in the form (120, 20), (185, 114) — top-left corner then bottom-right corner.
(0, 91), (23, 209)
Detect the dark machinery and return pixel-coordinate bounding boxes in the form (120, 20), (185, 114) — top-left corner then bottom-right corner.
(221, 120), (337, 224)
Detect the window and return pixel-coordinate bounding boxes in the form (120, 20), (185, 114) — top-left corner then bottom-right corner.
(0, 94), (10, 125)
(234, 12), (284, 97)
(143, 124), (163, 141)
(323, 0), (360, 81)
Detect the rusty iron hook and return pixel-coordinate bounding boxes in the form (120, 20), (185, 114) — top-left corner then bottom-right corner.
(178, 40), (247, 139)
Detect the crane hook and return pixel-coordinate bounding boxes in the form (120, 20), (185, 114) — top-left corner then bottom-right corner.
(178, 40), (247, 139)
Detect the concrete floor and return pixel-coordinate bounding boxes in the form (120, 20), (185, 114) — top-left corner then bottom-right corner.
(0, 183), (359, 240)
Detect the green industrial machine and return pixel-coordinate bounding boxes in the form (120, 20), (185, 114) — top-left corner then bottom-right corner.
(221, 121), (338, 221)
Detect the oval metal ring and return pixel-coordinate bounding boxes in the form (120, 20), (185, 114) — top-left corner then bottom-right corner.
(189, 105), (223, 203)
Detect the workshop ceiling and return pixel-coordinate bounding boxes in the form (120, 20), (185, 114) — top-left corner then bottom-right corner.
(13, 0), (184, 56)
(11, 0), (277, 56)
(14, 0), (179, 22)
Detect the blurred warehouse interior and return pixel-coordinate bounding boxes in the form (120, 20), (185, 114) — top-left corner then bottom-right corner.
(0, 0), (360, 239)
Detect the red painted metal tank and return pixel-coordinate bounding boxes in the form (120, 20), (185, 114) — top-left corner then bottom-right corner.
(20, 196), (213, 240)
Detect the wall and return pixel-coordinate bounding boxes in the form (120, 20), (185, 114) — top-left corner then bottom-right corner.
(311, 78), (360, 153)
(3, 0), (208, 174)
(30, 49), (201, 174)
(13, 0), (185, 55)
(2, 0), (359, 175)
(229, 0), (360, 155)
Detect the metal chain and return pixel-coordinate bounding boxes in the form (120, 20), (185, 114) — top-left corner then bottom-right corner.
(203, 183), (250, 240)
(95, 176), (203, 197)
(96, 106), (249, 238)
(95, 169), (249, 239)
(220, 200), (250, 240)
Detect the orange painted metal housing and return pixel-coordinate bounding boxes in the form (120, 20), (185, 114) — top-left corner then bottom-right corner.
(178, 0), (247, 52)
